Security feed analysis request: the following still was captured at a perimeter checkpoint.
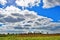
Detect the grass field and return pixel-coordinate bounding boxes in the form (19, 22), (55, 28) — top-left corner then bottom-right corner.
(0, 34), (60, 40)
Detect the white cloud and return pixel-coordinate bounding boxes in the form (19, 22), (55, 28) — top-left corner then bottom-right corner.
(43, 0), (60, 8)
(15, 0), (40, 8)
(0, 6), (60, 34)
(0, 0), (7, 5)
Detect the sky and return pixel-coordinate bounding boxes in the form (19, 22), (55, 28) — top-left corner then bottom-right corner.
(26, 0), (60, 21)
(0, 0), (60, 21)
(0, 0), (60, 34)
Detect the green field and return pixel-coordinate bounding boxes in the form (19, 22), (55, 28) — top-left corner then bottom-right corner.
(0, 36), (60, 40)
(0, 34), (60, 40)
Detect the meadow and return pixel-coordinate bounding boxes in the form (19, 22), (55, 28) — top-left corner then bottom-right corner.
(0, 33), (60, 40)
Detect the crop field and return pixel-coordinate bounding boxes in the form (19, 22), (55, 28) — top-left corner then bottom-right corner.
(0, 34), (60, 40)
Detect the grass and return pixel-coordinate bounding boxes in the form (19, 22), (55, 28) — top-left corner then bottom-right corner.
(0, 34), (60, 40)
(0, 36), (60, 40)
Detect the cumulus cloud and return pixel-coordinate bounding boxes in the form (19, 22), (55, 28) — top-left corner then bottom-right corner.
(0, 0), (7, 5)
(43, 0), (60, 8)
(1, 0), (60, 9)
(0, 6), (60, 34)
(0, 0), (60, 34)
(15, 0), (40, 8)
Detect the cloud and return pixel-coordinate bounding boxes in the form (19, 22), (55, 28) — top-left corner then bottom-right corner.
(43, 0), (60, 8)
(0, 0), (7, 5)
(1, 0), (60, 9)
(0, 6), (60, 34)
(15, 0), (40, 8)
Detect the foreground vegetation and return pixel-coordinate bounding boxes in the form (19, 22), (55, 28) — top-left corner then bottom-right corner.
(0, 34), (60, 40)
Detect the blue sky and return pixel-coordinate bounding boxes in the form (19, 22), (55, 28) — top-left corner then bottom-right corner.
(26, 2), (60, 22)
(32, 6), (60, 21)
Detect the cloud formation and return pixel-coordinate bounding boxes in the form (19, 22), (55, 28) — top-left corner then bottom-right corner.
(0, 0), (7, 5)
(0, 0), (60, 34)
(43, 0), (60, 8)
(0, 0), (60, 8)
(15, 0), (40, 8)
(0, 6), (60, 34)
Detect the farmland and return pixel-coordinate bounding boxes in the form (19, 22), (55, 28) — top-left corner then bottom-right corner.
(0, 33), (60, 40)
